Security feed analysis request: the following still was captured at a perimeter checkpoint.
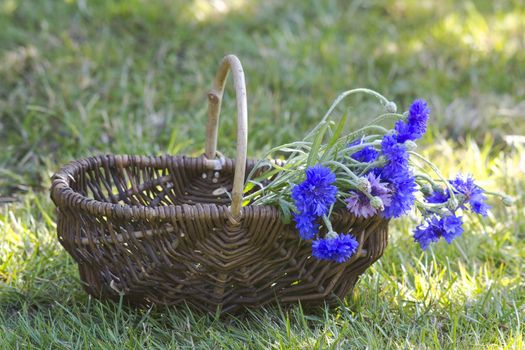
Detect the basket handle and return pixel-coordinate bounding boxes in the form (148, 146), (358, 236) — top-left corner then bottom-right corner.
(204, 55), (248, 220)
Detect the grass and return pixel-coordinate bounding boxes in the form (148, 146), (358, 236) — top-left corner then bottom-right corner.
(1, 0), (524, 348)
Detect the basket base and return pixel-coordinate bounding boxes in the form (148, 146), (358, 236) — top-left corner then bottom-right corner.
(75, 223), (388, 315)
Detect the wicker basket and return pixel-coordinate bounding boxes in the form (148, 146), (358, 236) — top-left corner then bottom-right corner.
(50, 55), (389, 314)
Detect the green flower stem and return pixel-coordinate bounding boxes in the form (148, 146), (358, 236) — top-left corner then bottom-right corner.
(414, 199), (450, 209)
(414, 201), (447, 215)
(336, 179), (376, 201)
(305, 88), (392, 140)
(324, 160), (360, 181)
(337, 156), (386, 176)
(319, 131), (383, 162)
(321, 215), (336, 235)
(347, 125), (390, 136)
(408, 151), (458, 205)
(336, 178), (360, 190)
(242, 176), (291, 201)
(332, 126), (388, 146)
(358, 159), (387, 176)
(414, 173), (442, 187)
(367, 112), (406, 126)
(483, 190), (513, 203)
(343, 140), (383, 151)
(245, 141), (313, 180)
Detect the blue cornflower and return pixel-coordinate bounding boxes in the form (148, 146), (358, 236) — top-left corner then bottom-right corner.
(381, 170), (416, 218)
(413, 216), (441, 250)
(369, 133), (416, 218)
(440, 214), (464, 243)
(291, 165), (338, 217)
(346, 173), (392, 218)
(349, 138), (379, 163)
(395, 99), (430, 143)
(352, 147), (379, 163)
(293, 213), (319, 240)
(380, 133), (409, 177)
(450, 173), (490, 216)
(407, 99), (430, 134)
(413, 214), (464, 250)
(370, 101), (427, 218)
(424, 175), (490, 217)
(426, 187), (450, 204)
(312, 233), (359, 263)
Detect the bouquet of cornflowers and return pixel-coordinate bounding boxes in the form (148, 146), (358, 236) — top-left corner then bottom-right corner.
(243, 89), (510, 263)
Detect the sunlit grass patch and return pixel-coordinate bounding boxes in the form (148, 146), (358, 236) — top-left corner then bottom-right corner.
(1, 140), (523, 348)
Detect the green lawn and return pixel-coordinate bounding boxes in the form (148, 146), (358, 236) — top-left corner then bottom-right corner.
(1, 0), (524, 348)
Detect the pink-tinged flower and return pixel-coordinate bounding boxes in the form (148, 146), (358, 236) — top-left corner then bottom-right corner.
(345, 173), (392, 218)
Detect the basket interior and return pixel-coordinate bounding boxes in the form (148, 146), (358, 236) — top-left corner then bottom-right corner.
(68, 155), (255, 209)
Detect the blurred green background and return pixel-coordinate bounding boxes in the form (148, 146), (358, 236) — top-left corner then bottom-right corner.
(0, 0), (524, 348)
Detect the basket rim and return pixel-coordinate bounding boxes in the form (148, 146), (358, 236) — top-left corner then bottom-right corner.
(50, 153), (283, 221)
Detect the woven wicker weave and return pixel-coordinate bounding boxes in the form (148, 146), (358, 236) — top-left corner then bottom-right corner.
(50, 55), (389, 314)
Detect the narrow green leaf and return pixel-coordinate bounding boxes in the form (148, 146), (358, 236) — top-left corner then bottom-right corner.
(307, 122), (329, 167)
(243, 181), (255, 194)
(327, 112), (348, 150)
(278, 199), (293, 224)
